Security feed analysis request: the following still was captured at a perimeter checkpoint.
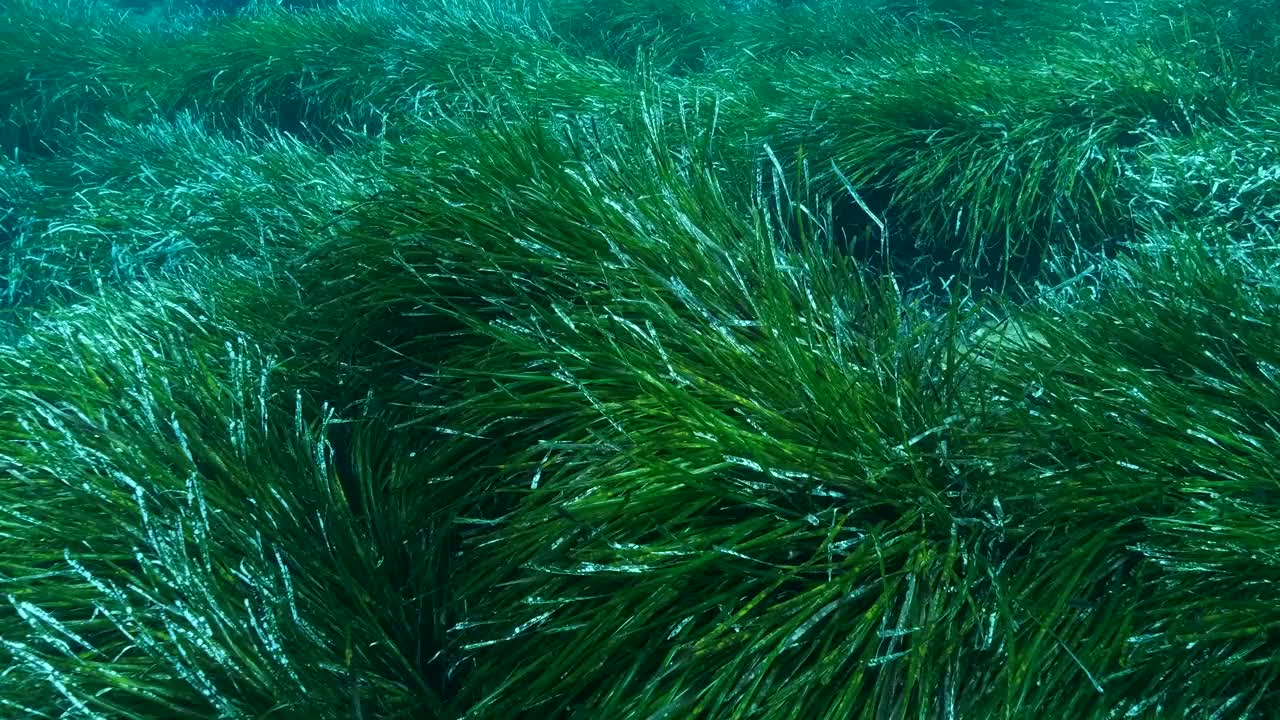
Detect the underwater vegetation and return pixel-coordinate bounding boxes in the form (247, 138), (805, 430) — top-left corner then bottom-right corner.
(2, 0), (1280, 717)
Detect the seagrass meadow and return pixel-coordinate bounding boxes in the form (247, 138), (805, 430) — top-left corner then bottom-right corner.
(1, 0), (1279, 717)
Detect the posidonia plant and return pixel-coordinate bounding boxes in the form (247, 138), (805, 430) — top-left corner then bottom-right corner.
(2, 0), (1279, 718)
